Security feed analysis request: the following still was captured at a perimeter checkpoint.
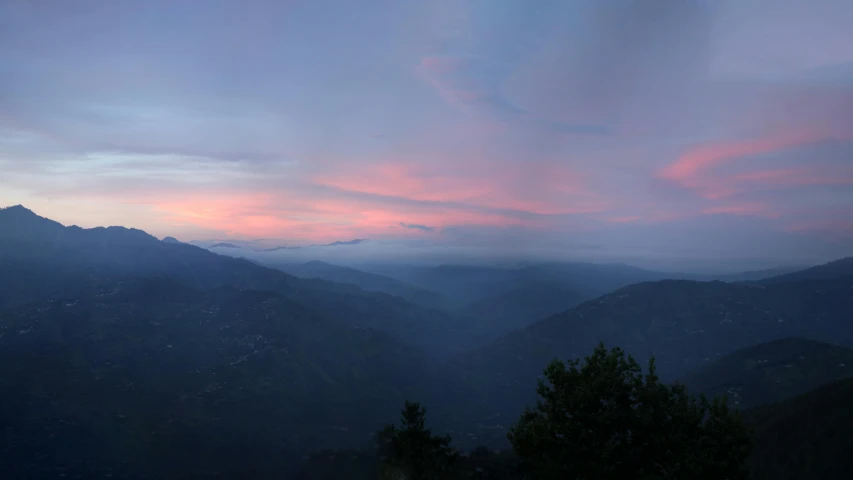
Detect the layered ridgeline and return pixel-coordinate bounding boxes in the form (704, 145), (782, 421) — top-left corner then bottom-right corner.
(363, 262), (678, 308)
(454, 275), (853, 430)
(0, 277), (486, 478)
(360, 261), (806, 309)
(458, 281), (588, 334)
(271, 260), (447, 309)
(757, 257), (853, 285)
(679, 337), (853, 409)
(0, 206), (481, 357)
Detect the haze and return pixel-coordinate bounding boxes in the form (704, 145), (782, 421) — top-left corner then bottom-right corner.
(2, 0), (852, 271)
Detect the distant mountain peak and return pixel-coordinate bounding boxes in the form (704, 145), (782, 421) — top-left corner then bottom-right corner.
(0, 206), (165, 249)
(0, 204), (34, 214)
(0, 204), (41, 220)
(162, 237), (182, 244)
(303, 260), (333, 266)
(0, 204), (65, 234)
(209, 242), (240, 249)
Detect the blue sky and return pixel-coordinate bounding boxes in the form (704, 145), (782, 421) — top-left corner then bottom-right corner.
(1, 0), (852, 267)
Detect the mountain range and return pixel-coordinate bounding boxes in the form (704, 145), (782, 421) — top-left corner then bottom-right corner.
(453, 274), (853, 428)
(2, 204), (853, 477)
(270, 260), (447, 309)
(359, 260), (808, 309)
(0, 206), (479, 357)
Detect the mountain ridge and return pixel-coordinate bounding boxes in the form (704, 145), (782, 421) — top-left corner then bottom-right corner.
(758, 257), (853, 284)
(273, 260), (447, 309)
(679, 337), (853, 409)
(453, 276), (853, 427)
(0, 207), (477, 357)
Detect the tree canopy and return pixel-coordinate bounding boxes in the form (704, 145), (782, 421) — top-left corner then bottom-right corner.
(508, 343), (752, 480)
(378, 401), (459, 480)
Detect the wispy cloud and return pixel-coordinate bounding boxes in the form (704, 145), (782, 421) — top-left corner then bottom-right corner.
(733, 166), (853, 188)
(1, 0), (852, 264)
(659, 129), (827, 190)
(400, 222), (435, 232)
(702, 202), (779, 218)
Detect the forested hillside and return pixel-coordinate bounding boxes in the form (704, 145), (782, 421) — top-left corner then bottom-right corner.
(0, 277), (482, 478)
(679, 337), (853, 408)
(454, 277), (853, 428)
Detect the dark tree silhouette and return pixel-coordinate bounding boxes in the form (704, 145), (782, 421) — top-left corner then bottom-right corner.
(508, 343), (752, 480)
(378, 401), (459, 480)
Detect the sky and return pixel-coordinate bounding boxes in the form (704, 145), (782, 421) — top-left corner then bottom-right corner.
(1, 0), (852, 269)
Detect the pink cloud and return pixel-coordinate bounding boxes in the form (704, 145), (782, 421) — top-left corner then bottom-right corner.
(129, 156), (611, 241)
(734, 166), (853, 187)
(702, 202), (779, 218)
(314, 162), (493, 204)
(419, 56), (467, 74)
(659, 129), (826, 185)
(680, 164), (853, 201)
(658, 127), (853, 201)
(312, 160), (603, 217)
(607, 216), (642, 223)
(153, 194), (304, 238)
(143, 179), (554, 241)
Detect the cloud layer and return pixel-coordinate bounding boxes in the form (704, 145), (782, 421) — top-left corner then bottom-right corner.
(1, 0), (852, 267)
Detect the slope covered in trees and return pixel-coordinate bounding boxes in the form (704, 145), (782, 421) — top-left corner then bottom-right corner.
(454, 278), (853, 427)
(679, 337), (853, 409)
(747, 378), (853, 480)
(758, 257), (853, 284)
(295, 345), (753, 480)
(295, 346), (853, 479)
(0, 277), (481, 478)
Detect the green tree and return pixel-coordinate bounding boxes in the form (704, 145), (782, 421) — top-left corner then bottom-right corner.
(508, 344), (752, 480)
(378, 401), (459, 480)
